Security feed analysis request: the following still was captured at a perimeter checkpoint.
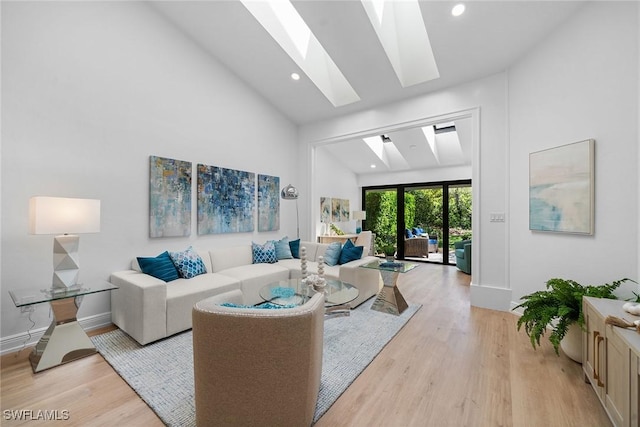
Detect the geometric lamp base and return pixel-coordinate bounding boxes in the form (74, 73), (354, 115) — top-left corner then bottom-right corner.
(52, 234), (80, 289)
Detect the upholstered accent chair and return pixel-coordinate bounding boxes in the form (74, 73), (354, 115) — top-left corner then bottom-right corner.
(454, 239), (472, 274)
(192, 291), (325, 427)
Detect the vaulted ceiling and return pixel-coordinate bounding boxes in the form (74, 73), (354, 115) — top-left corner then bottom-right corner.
(151, 1), (585, 174)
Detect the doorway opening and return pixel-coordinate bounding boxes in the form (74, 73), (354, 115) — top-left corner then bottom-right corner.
(363, 180), (471, 265)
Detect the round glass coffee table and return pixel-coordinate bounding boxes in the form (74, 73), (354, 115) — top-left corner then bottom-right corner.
(259, 278), (359, 309)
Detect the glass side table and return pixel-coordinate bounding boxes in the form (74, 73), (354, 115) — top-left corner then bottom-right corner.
(8, 282), (118, 373)
(360, 260), (418, 315)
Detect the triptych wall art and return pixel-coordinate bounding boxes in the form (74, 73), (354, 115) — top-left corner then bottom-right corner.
(149, 155), (192, 238)
(149, 156), (280, 238)
(319, 197), (350, 223)
(529, 139), (595, 235)
(258, 174), (280, 232)
(197, 164), (255, 235)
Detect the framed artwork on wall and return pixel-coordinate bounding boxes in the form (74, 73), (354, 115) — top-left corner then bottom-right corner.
(331, 199), (341, 222)
(529, 139), (595, 235)
(330, 198), (350, 223)
(257, 174), (280, 232)
(197, 164), (255, 234)
(149, 155), (192, 238)
(320, 197), (331, 223)
(340, 198), (350, 222)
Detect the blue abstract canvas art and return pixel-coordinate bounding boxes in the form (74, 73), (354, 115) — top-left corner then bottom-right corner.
(197, 164), (255, 234)
(257, 174), (280, 232)
(529, 139), (594, 234)
(149, 156), (192, 238)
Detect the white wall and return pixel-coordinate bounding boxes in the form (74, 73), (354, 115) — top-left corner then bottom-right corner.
(508, 1), (639, 304)
(314, 147), (360, 235)
(301, 73), (511, 310)
(1, 2), (298, 348)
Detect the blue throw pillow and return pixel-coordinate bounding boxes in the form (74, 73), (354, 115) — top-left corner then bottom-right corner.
(169, 246), (207, 279)
(339, 240), (364, 264)
(252, 241), (277, 264)
(405, 229), (413, 239)
(412, 227), (419, 236)
(323, 242), (342, 266)
(273, 236), (293, 260)
(137, 251), (179, 282)
(289, 238), (301, 259)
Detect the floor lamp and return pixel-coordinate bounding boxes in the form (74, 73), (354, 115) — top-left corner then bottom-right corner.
(280, 184), (299, 239)
(29, 196), (101, 290)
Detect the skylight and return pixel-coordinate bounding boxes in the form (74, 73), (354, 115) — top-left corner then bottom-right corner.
(422, 123), (464, 165)
(268, 0), (311, 59)
(241, 0), (360, 107)
(361, 0), (440, 87)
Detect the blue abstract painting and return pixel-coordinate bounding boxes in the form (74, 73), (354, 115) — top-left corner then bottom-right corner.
(529, 139), (594, 234)
(149, 156), (192, 238)
(197, 164), (255, 234)
(258, 174), (280, 232)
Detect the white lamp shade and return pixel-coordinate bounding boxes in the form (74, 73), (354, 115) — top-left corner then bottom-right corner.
(29, 197), (101, 235)
(351, 211), (367, 221)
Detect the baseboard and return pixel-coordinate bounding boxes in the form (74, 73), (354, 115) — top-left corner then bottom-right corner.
(0, 312), (112, 356)
(470, 283), (512, 312)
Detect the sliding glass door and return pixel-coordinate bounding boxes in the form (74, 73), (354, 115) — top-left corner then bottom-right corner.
(363, 188), (397, 258)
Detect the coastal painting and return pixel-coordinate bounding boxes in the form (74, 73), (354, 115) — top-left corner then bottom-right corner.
(149, 156), (192, 238)
(257, 174), (280, 232)
(320, 197), (331, 223)
(197, 164), (255, 234)
(529, 139), (594, 234)
(331, 198), (350, 222)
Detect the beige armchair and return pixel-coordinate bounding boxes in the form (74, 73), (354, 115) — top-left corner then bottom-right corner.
(192, 292), (325, 427)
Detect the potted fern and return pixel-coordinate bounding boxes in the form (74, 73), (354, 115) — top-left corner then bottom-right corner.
(514, 278), (630, 362)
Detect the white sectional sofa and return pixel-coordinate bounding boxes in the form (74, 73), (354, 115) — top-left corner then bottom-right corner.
(110, 241), (381, 345)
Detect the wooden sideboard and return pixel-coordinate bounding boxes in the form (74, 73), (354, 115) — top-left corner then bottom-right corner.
(317, 234), (359, 245)
(583, 297), (640, 427)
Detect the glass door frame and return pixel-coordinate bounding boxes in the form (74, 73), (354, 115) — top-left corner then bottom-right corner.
(362, 179), (471, 265)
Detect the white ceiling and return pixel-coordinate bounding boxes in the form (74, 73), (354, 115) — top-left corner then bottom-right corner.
(150, 0), (586, 175)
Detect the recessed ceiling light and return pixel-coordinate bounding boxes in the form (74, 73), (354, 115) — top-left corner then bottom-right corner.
(410, 144), (417, 149)
(370, 164), (377, 169)
(291, 72), (300, 81)
(452, 4), (465, 17)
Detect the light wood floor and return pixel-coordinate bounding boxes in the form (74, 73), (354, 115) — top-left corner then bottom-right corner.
(1, 263), (611, 426)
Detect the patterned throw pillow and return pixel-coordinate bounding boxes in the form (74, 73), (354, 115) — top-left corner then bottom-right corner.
(169, 246), (207, 279)
(252, 241), (277, 264)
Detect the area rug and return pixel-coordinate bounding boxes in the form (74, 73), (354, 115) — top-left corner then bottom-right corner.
(92, 299), (421, 426)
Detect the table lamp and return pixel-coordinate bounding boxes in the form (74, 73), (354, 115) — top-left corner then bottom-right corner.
(280, 184), (299, 238)
(351, 210), (366, 233)
(29, 196), (101, 289)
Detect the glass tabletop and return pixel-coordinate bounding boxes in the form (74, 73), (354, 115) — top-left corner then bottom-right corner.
(360, 259), (419, 273)
(260, 278), (359, 307)
(8, 282), (118, 307)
